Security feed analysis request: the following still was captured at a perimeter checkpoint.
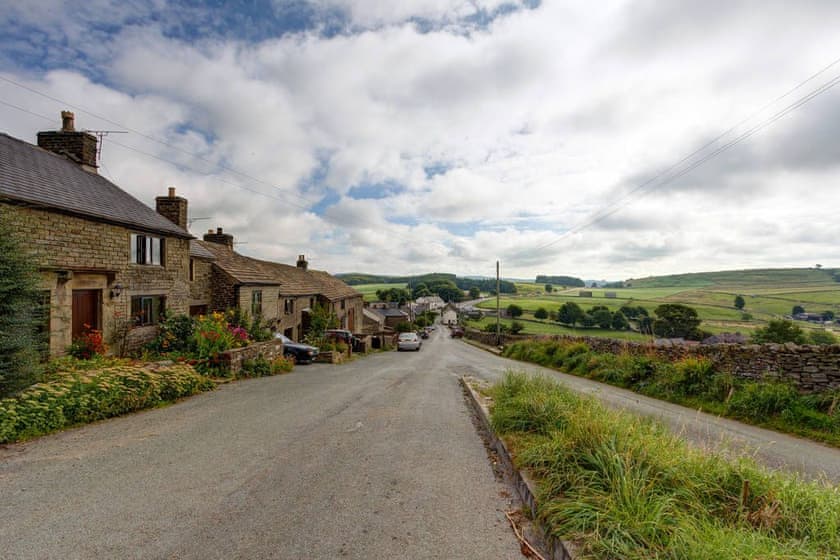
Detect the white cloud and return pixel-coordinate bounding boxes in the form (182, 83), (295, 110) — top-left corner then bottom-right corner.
(3, 1), (840, 280)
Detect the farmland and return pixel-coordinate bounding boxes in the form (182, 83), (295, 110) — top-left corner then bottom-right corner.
(473, 268), (840, 338)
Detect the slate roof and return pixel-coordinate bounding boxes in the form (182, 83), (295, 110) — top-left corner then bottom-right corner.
(189, 240), (216, 260)
(0, 133), (191, 238)
(195, 241), (362, 300)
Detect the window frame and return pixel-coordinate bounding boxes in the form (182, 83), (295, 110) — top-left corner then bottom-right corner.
(251, 290), (263, 317)
(130, 233), (165, 266)
(131, 295), (166, 326)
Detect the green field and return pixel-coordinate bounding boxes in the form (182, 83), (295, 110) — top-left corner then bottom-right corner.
(477, 268), (840, 340)
(353, 282), (407, 302)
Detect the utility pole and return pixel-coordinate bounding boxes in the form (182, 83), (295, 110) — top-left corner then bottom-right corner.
(496, 260), (501, 346)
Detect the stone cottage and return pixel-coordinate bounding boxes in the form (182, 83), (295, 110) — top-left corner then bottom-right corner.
(192, 231), (363, 341)
(0, 112), (194, 355)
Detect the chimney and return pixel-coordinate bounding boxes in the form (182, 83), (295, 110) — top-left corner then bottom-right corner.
(203, 227), (234, 249)
(155, 187), (188, 230)
(37, 111), (98, 173)
(296, 254), (308, 270)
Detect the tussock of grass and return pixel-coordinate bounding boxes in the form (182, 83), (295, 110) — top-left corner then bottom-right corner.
(491, 372), (840, 559)
(502, 339), (840, 447)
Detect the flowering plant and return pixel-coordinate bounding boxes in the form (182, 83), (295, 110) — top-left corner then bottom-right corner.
(67, 324), (106, 359)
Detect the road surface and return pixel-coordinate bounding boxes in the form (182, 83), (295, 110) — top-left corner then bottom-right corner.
(2, 327), (839, 559)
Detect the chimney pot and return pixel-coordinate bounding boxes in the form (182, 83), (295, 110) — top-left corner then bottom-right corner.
(208, 229), (214, 234)
(217, 227), (223, 234)
(61, 110), (75, 132)
(168, 187), (176, 198)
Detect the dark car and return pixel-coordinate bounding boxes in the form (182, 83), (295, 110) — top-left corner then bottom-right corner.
(450, 327), (464, 338)
(419, 329), (429, 339)
(274, 333), (319, 364)
(325, 329), (363, 352)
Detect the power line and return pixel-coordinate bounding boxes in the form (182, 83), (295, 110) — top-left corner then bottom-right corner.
(0, 95), (423, 245)
(0, 74), (323, 206)
(521, 62), (840, 256)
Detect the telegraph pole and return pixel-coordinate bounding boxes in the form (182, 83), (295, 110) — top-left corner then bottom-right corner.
(496, 260), (501, 346)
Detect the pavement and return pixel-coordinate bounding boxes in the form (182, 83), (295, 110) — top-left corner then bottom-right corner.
(0, 327), (523, 560)
(2, 326), (839, 559)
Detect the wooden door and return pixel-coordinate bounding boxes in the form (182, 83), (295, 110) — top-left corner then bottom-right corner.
(72, 289), (101, 339)
(348, 308), (355, 332)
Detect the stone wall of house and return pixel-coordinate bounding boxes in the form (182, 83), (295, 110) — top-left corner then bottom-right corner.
(463, 329), (840, 392)
(236, 286), (280, 324)
(216, 339), (285, 377)
(334, 296), (364, 333)
(189, 258), (214, 307)
(275, 294), (313, 340)
(209, 268), (237, 312)
(1, 203), (190, 355)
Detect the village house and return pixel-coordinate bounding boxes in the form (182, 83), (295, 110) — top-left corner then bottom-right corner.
(191, 230), (363, 341)
(0, 111), (364, 354)
(0, 112), (194, 355)
(440, 302), (459, 326)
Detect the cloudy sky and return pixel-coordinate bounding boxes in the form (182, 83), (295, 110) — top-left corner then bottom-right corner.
(2, 0), (840, 280)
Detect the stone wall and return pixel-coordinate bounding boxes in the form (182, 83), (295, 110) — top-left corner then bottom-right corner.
(216, 339), (285, 377)
(1, 203), (190, 355)
(464, 329), (840, 393)
(189, 258), (214, 308)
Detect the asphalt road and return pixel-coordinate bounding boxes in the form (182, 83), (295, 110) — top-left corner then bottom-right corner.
(0, 328), (523, 560)
(2, 328), (839, 559)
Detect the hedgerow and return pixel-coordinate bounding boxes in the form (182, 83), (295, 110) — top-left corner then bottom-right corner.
(0, 359), (214, 443)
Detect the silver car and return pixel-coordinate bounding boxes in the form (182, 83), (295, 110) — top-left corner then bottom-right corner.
(397, 332), (422, 351)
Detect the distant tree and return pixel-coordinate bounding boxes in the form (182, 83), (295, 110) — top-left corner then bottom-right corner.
(395, 321), (414, 333)
(412, 283), (432, 298)
(509, 321), (525, 334)
(506, 304), (523, 318)
(809, 330), (837, 346)
(557, 302), (584, 326)
(741, 313), (753, 321)
(0, 222), (43, 397)
(589, 305), (609, 313)
(734, 295), (745, 310)
(611, 312), (629, 331)
(580, 313), (597, 328)
(822, 310), (835, 321)
(652, 304), (702, 340)
(376, 287), (412, 305)
(638, 316), (654, 335)
(534, 307), (548, 320)
(468, 286), (481, 299)
(792, 305), (805, 316)
(592, 309), (613, 329)
(816, 264), (823, 269)
(544, 284), (553, 293)
(751, 320), (806, 344)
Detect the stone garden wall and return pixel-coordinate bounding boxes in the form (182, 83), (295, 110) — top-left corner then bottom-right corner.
(217, 339), (285, 377)
(464, 329), (840, 392)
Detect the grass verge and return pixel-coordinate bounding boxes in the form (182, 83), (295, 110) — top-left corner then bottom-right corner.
(490, 372), (840, 559)
(502, 338), (840, 447)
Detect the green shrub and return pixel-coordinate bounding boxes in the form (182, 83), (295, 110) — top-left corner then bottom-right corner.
(240, 355), (272, 378)
(0, 362), (213, 443)
(727, 381), (800, 419)
(270, 356), (295, 374)
(148, 313), (195, 354)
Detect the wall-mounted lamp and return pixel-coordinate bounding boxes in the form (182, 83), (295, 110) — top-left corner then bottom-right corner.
(110, 283), (123, 299)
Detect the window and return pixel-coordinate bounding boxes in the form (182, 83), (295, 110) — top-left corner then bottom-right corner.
(284, 298), (295, 315)
(251, 290), (263, 317)
(189, 258), (195, 281)
(132, 295), (165, 326)
(341, 300), (346, 310)
(130, 234), (164, 265)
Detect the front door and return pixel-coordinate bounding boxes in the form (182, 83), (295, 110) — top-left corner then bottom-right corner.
(348, 308), (355, 332)
(72, 289), (101, 339)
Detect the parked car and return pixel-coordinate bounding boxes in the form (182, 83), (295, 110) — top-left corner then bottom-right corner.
(324, 328), (364, 352)
(397, 332), (422, 351)
(450, 327), (464, 338)
(419, 329), (429, 339)
(274, 333), (319, 364)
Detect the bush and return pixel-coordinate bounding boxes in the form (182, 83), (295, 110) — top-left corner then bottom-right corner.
(751, 320), (806, 344)
(270, 356), (295, 374)
(534, 307), (548, 320)
(808, 330), (837, 346)
(509, 321), (525, 334)
(192, 312), (240, 361)
(67, 325), (107, 360)
(240, 356), (272, 378)
(0, 362), (213, 443)
(148, 313), (195, 354)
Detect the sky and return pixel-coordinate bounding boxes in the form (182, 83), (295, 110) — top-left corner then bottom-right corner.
(2, 0), (840, 281)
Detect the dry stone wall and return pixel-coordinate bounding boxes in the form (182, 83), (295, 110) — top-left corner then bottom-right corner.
(464, 329), (840, 393)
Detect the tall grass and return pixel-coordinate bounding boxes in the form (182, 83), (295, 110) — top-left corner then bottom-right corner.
(502, 339), (840, 447)
(491, 372), (840, 559)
